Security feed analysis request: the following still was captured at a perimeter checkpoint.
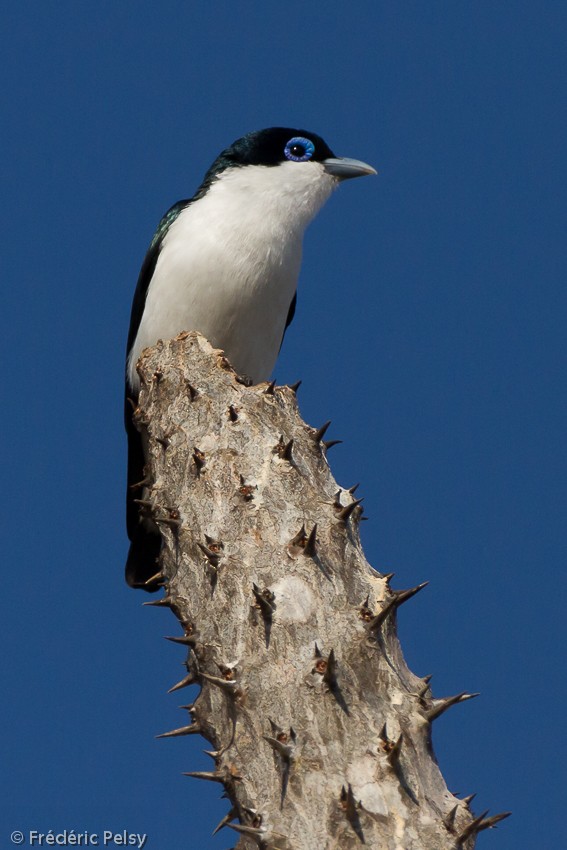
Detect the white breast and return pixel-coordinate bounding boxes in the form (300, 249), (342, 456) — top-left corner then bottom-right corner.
(128, 161), (337, 390)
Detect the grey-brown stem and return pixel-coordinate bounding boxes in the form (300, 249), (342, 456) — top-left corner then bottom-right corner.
(132, 332), (509, 850)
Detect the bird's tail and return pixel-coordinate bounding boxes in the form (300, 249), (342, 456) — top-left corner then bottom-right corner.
(125, 527), (162, 591)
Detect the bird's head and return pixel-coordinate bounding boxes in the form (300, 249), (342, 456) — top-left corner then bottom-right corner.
(197, 127), (376, 229)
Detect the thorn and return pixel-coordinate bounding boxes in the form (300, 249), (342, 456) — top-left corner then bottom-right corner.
(382, 572), (395, 584)
(143, 596), (172, 608)
(417, 675), (433, 699)
(183, 770), (239, 783)
(378, 723), (389, 746)
(272, 435), (295, 462)
(239, 474), (256, 501)
(156, 435), (170, 450)
(462, 793), (477, 807)
(368, 582), (429, 630)
(192, 447), (205, 472)
(252, 583), (275, 617)
(475, 811), (512, 832)
(387, 733), (403, 768)
(144, 571), (166, 587)
(282, 438), (294, 463)
(348, 482), (361, 494)
(185, 381), (198, 401)
(264, 379), (276, 395)
(164, 634), (198, 646)
(133, 498), (154, 511)
(152, 370), (163, 384)
(156, 723), (201, 738)
(228, 404), (239, 422)
(288, 380), (302, 393)
(314, 642), (323, 659)
(313, 420), (331, 443)
(358, 596), (374, 622)
(337, 498), (364, 522)
(322, 648), (337, 689)
(126, 396), (136, 411)
(340, 783), (358, 825)
(268, 717), (282, 736)
(201, 672), (240, 695)
(212, 809), (237, 836)
(289, 524), (307, 548)
(444, 805), (459, 832)
(197, 541), (222, 567)
(263, 735), (293, 760)
(204, 534), (223, 551)
(226, 822), (267, 841)
(457, 810), (491, 843)
(425, 692), (480, 722)
(154, 513), (181, 528)
(167, 673), (196, 693)
(302, 524), (317, 558)
(129, 476), (151, 490)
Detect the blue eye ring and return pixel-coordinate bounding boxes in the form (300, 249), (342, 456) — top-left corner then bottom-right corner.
(284, 136), (315, 162)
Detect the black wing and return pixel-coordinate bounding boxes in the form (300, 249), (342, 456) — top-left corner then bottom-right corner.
(125, 200), (191, 368)
(279, 291), (297, 351)
(124, 200), (189, 588)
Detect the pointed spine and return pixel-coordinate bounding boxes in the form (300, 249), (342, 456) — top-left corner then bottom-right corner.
(156, 723), (201, 739)
(263, 735), (293, 761)
(201, 672), (240, 695)
(302, 524), (318, 558)
(443, 805), (459, 832)
(284, 437), (295, 463)
(387, 733), (403, 768)
(337, 498), (364, 522)
(313, 420), (331, 443)
(167, 673), (196, 693)
(424, 691), (480, 722)
(192, 447), (205, 472)
(252, 583), (275, 618)
(185, 380), (198, 401)
(197, 541), (222, 567)
(322, 648), (337, 689)
(143, 596), (173, 608)
(226, 822), (267, 841)
(368, 582), (429, 630)
(183, 769), (240, 783)
(340, 783), (358, 825)
(164, 634), (198, 646)
(212, 809), (237, 836)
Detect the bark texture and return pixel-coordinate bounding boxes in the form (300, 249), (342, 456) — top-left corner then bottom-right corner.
(132, 331), (508, 850)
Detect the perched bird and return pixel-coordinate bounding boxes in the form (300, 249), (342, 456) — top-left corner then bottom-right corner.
(125, 126), (375, 589)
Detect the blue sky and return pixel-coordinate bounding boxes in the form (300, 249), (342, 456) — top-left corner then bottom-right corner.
(2, 2), (566, 848)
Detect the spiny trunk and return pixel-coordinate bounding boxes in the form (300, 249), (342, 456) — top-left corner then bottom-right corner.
(131, 331), (509, 849)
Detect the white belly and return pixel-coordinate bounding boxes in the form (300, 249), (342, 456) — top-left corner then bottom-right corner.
(127, 161), (336, 391)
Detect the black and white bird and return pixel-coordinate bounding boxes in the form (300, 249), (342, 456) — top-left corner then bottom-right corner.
(125, 127), (375, 589)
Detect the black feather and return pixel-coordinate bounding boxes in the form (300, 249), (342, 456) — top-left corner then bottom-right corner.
(124, 201), (190, 590)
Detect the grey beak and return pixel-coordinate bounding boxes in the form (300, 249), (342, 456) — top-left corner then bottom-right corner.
(323, 156), (377, 180)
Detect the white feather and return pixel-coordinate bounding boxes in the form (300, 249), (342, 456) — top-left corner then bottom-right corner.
(128, 161), (337, 390)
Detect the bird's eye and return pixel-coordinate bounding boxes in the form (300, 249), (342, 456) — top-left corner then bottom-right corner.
(284, 137), (315, 162)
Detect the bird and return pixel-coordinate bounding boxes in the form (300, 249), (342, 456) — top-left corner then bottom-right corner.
(125, 126), (376, 590)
